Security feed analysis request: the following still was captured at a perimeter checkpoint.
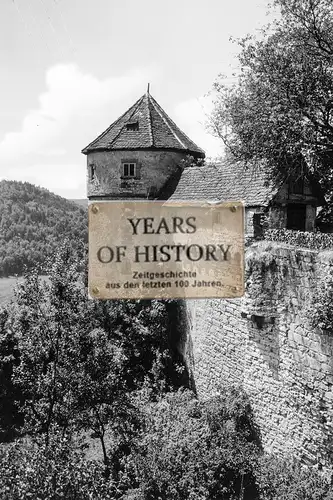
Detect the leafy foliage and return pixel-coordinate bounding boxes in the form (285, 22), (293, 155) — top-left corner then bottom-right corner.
(1, 243), (332, 498)
(255, 454), (333, 500)
(209, 0), (333, 194)
(0, 242), (185, 461)
(113, 388), (333, 500)
(308, 270), (333, 335)
(0, 308), (23, 441)
(0, 433), (118, 500)
(119, 387), (261, 500)
(0, 180), (87, 277)
(1, 390), (332, 500)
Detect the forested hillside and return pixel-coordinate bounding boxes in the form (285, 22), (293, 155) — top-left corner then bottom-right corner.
(0, 180), (87, 277)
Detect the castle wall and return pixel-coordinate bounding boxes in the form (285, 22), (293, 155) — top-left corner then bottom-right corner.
(182, 242), (333, 469)
(86, 150), (186, 199)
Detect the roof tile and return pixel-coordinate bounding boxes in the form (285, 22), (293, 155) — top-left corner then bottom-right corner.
(169, 161), (277, 206)
(82, 92), (205, 157)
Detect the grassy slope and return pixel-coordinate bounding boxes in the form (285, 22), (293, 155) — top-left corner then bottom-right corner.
(0, 276), (50, 308)
(70, 199), (88, 208)
(0, 277), (20, 307)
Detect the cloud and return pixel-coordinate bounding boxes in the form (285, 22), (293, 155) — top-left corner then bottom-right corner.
(173, 95), (224, 160)
(0, 63), (152, 197)
(0, 63), (223, 198)
(0, 64), (149, 163)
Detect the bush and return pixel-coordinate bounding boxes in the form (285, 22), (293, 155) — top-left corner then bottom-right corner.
(0, 433), (118, 500)
(0, 242), (185, 470)
(0, 308), (23, 441)
(120, 387), (260, 500)
(308, 271), (333, 335)
(255, 454), (333, 500)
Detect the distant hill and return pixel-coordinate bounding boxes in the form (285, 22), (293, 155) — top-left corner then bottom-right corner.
(70, 198), (88, 208)
(0, 180), (87, 278)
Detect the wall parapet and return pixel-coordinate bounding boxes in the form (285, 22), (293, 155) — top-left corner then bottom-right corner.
(263, 228), (333, 251)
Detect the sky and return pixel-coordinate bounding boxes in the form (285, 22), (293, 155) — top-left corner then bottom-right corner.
(0, 0), (277, 199)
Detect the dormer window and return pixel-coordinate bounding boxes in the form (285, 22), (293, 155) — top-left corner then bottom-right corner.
(126, 121), (139, 131)
(122, 162), (137, 178)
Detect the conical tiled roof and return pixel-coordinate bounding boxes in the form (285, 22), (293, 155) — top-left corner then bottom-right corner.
(81, 92), (205, 157)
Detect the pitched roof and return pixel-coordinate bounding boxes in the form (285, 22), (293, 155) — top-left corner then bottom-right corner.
(82, 92), (205, 157)
(168, 161), (277, 206)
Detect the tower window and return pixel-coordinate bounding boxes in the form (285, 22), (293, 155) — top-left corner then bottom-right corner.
(122, 162), (137, 178)
(126, 121), (139, 131)
(90, 164), (96, 181)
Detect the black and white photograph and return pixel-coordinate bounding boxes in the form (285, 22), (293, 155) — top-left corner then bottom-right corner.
(1, 0), (333, 498)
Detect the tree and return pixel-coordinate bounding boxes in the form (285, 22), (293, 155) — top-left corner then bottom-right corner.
(0, 240), (185, 477)
(10, 246), (129, 465)
(120, 387), (261, 500)
(209, 0), (333, 192)
(0, 308), (23, 441)
(255, 454), (333, 500)
(0, 432), (118, 500)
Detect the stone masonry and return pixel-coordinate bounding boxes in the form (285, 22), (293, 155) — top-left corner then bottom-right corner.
(181, 241), (333, 470)
(87, 150), (185, 200)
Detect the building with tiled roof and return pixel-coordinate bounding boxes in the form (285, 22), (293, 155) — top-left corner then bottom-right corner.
(82, 91), (205, 200)
(168, 160), (324, 234)
(83, 90), (324, 233)
(168, 161), (276, 206)
(82, 92), (205, 157)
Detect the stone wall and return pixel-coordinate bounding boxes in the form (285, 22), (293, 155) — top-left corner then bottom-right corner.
(181, 241), (333, 469)
(86, 149), (185, 199)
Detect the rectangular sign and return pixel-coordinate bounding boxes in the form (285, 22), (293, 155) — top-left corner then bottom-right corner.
(88, 201), (244, 299)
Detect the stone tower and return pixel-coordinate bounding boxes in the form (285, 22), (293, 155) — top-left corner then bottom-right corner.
(82, 91), (205, 200)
